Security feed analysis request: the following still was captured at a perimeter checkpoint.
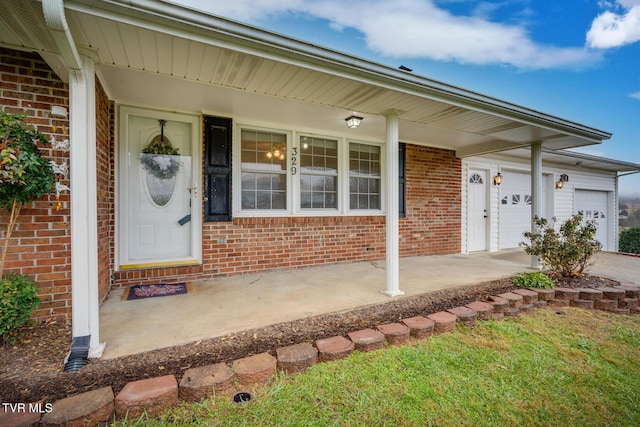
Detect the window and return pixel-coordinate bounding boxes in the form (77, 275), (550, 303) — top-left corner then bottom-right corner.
(300, 136), (338, 209)
(349, 143), (381, 210)
(240, 129), (287, 210)
(469, 173), (483, 184)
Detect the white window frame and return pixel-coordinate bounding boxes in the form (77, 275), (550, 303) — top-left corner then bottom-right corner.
(233, 123), (385, 217)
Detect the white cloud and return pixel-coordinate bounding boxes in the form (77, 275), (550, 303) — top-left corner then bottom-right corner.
(631, 91), (640, 99)
(175, 0), (599, 69)
(587, 0), (640, 48)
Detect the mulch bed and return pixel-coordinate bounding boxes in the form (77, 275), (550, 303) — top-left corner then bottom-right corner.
(0, 274), (619, 404)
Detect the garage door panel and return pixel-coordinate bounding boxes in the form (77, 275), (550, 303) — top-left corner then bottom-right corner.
(575, 190), (609, 251)
(499, 171), (548, 249)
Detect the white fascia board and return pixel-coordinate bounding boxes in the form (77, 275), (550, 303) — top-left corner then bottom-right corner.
(66, 0), (612, 143)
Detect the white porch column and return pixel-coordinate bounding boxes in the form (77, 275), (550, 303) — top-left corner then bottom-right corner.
(69, 51), (104, 357)
(530, 142), (542, 269)
(382, 111), (404, 297)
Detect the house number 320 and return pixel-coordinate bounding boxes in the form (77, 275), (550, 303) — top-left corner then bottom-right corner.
(291, 147), (298, 175)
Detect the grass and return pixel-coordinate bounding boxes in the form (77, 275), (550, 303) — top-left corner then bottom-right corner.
(112, 308), (640, 427)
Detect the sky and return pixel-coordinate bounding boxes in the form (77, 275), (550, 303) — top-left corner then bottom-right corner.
(175, 0), (640, 196)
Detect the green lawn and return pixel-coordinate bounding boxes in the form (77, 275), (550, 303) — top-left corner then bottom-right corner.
(114, 308), (640, 427)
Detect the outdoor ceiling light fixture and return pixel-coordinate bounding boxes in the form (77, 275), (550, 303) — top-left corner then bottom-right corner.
(492, 172), (502, 186)
(345, 115), (363, 129)
(556, 173), (569, 189)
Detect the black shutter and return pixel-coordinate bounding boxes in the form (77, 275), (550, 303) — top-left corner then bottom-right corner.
(204, 116), (232, 222)
(399, 142), (407, 218)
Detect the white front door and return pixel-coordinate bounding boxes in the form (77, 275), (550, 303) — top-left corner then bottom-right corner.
(118, 106), (201, 268)
(468, 170), (488, 252)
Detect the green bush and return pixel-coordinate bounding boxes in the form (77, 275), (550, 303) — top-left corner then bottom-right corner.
(0, 273), (41, 345)
(521, 215), (601, 278)
(512, 272), (555, 289)
(619, 227), (640, 254)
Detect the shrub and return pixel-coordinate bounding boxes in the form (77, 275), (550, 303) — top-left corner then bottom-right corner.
(0, 273), (41, 345)
(1, 110), (55, 276)
(512, 272), (555, 289)
(619, 227), (640, 254)
(521, 215), (601, 278)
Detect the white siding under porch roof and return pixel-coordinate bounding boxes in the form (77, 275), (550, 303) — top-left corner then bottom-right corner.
(462, 155), (618, 253)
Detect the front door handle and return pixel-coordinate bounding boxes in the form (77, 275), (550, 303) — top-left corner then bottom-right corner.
(189, 182), (198, 198)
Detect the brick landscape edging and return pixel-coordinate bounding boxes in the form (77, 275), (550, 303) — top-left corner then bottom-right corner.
(3, 284), (639, 426)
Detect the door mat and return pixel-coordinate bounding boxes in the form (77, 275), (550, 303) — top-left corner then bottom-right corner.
(122, 282), (194, 301)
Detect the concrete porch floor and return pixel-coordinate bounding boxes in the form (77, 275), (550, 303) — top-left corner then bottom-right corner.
(98, 250), (636, 359)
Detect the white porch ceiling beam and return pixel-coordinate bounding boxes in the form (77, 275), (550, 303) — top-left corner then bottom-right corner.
(456, 140), (533, 158)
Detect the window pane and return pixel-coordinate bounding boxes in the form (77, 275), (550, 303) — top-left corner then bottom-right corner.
(299, 136), (338, 210)
(349, 143), (381, 210)
(241, 129), (288, 210)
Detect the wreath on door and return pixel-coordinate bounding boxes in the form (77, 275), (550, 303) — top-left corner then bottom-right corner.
(139, 120), (181, 180)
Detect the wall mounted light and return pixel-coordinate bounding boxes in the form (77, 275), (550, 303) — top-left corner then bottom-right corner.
(345, 115), (363, 129)
(556, 173), (569, 189)
(492, 172), (502, 186)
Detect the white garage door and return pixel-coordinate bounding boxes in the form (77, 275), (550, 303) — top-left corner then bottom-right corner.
(499, 171), (548, 249)
(575, 190), (609, 251)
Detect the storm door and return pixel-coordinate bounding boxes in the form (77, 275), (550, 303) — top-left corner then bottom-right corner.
(118, 106), (202, 269)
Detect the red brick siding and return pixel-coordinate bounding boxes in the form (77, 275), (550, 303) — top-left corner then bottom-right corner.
(96, 78), (115, 301)
(400, 145), (461, 256)
(0, 48), (72, 321)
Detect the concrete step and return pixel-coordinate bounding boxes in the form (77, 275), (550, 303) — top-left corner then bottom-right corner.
(179, 363), (235, 402)
(376, 322), (411, 346)
(232, 352), (277, 386)
(276, 342), (318, 374)
(401, 315), (435, 339)
(348, 328), (385, 352)
(549, 299), (570, 308)
(115, 375), (178, 420)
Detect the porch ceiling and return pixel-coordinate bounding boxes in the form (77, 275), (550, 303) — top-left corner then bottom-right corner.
(0, 0), (612, 155)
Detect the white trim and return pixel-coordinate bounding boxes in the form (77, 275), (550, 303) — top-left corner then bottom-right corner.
(69, 53), (103, 355)
(116, 105), (202, 270)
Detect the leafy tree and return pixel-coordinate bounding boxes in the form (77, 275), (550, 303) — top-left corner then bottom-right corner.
(521, 215), (601, 278)
(0, 111), (55, 276)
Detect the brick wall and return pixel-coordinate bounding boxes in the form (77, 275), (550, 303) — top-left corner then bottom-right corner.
(113, 144), (462, 287)
(400, 145), (462, 256)
(0, 48), (72, 321)
(95, 78), (115, 301)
